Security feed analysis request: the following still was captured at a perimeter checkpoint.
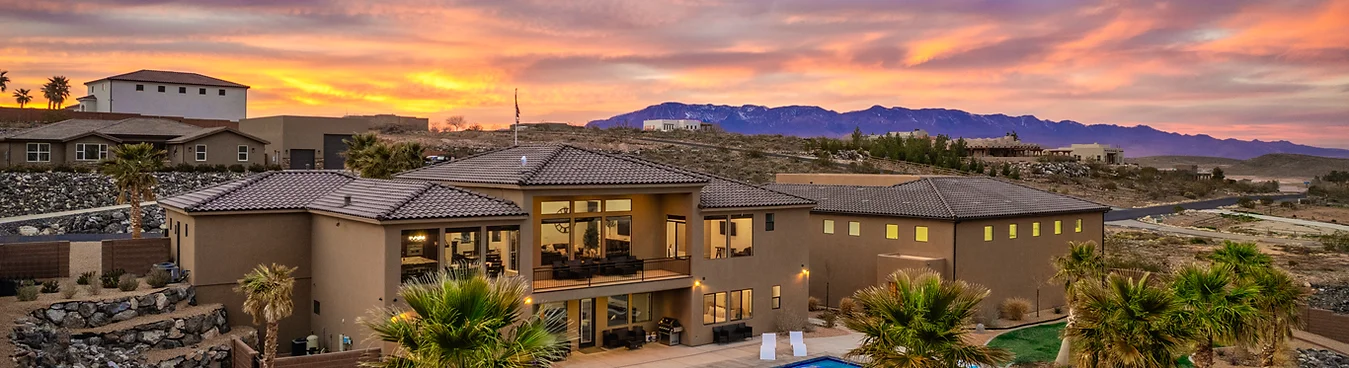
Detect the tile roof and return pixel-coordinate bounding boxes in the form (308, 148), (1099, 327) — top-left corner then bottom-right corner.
(696, 176), (815, 209)
(0, 118), (258, 143)
(165, 127), (269, 144)
(98, 118), (204, 137)
(160, 171), (525, 221)
(92, 70), (249, 88)
(767, 177), (1108, 220)
(396, 144), (709, 186)
(1, 119), (122, 141)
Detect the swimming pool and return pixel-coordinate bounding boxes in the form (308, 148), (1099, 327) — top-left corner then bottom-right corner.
(776, 356), (862, 368)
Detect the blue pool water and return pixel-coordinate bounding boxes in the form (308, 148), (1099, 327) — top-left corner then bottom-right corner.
(777, 356), (862, 368)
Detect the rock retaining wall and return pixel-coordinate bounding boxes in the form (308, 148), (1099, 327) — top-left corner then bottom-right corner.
(25, 285), (195, 329)
(71, 306), (230, 351)
(0, 171), (245, 217)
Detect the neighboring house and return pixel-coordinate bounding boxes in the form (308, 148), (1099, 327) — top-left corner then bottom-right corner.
(75, 70), (249, 121)
(238, 115), (428, 170)
(1045, 143), (1125, 164)
(964, 135), (1044, 158)
(768, 174), (1109, 321)
(160, 144), (816, 354)
(0, 118), (267, 168)
(642, 119), (706, 132)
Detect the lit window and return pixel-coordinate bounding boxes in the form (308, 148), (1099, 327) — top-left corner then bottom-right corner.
(237, 145), (248, 162)
(915, 226), (928, 242)
(771, 285), (781, 309)
(1033, 222), (1041, 237)
(1055, 220), (1062, 235)
(540, 201), (571, 214)
(885, 224), (899, 240)
(1075, 219), (1083, 233)
(823, 220), (834, 234)
(605, 199), (632, 212)
(984, 226), (993, 241)
(1009, 224), (1018, 239)
(848, 221), (860, 237)
(573, 200), (600, 213)
(194, 144), (207, 161)
(26, 143), (51, 162)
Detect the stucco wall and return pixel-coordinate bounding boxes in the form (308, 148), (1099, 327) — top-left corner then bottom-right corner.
(954, 212), (1105, 321)
(806, 213), (955, 308)
(102, 80), (247, 121)
(310, 214), (389, 352)
(166, 130), (265, 166)
(1, 140), (67, 167)
(237, 116), (371, 166)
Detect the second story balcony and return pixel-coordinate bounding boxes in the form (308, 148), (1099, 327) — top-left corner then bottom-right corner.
(532, 256), (690, 291)
(530, 195), (696, 292)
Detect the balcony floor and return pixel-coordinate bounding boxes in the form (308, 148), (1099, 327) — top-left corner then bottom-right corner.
(534, 270), (689, 292)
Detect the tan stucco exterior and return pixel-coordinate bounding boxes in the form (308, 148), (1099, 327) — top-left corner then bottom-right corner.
(237, 115), (383, 168)
(0, 131), (263, 168)
(166, 130), (265, 166)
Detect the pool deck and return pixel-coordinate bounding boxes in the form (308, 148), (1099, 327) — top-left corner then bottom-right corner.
(556, 333), (864, 368)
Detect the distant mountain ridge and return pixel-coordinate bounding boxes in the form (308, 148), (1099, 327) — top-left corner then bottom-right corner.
(585, 102), (1349, 160)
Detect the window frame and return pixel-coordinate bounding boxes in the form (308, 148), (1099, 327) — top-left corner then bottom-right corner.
(157, 85), (166, 93)
(178, 86), (187, 94)
(218, 89), (226, 96)
(848, 221), (860, 237)
(983, 225), (993, 241)
(885, 224), (899, 240)
(771, 285), (781, 309)
(237, 145), (249, 162)
(199, 88), (207, 95)
(194, 144), (207, 161)
(823, 219), (835, 234)
(75, 143), (108, 161)
(915, 226), (929, 242)
(765, 213), (775, 232)
(26, 143), (52, 162)
(136, 84), (144, 91)
(1054, 220), (1062, 235)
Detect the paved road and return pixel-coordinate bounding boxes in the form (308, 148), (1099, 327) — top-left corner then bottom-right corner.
(1106, 219), (1316, 246)
(1103, 193), (1305, 221)
(1198, 209), (1349, 232)
(0, 201), (158, 225)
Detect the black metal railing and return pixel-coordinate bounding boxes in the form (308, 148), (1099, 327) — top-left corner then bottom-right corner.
(533, 256), (690, 291)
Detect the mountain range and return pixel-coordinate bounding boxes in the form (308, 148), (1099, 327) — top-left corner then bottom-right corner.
(585, 103), (1349, 160)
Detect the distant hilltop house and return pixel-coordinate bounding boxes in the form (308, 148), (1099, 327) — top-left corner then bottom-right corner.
(1045, 143), (1125, 165)
(964, 135), (1044, 158)
(0, 117), (267, 168)
(642, 119), (708, 132)
(70, 70), (249, 122)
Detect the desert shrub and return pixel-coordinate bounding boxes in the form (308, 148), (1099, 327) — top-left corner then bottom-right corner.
(170, 162), (193, 172)
(808, 296), (821, 311)
(773, 308), (815, 333)
(838, 297), (857, 316)
(1173, 205), (1185, 213)
(145, 268), (171, 288)
(76, 271), (96, 285)
(101, 269), (126, 289)
(1053, 306), (1063, 314)
(16, 285), (39, 301)
(60, 282), (78, 299)
(1259, 197), (1274, 205)
(1183, 191), (1198, 199)
(266, 164), (284, 171)
(1238, 197), (1256, 208)
(117, 274), (140, 291)
(1101, 182), (1118, 191)
(86, 284), (102, 296)
(40, 280), (60, 294)
(1280, 201), (1296, 209)
(1189, 237), (1210, 245)
(247, 163), (267, 172)
(820, 310), (839, 328)
(1322, 231), (1349, 252)
(213, 164), (229, 172)
(999, 297), (1031, 321)
(227, 164), (246, 173)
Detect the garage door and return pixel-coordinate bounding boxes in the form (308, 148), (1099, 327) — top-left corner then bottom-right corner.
(290, 149), (315, 169)
(323, 134), (353, 170)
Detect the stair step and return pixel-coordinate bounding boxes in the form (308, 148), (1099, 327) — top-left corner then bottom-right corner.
(144, 325), (257, 366)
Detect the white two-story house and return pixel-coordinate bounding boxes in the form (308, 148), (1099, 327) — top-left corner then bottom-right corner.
(75, 70), (249, 121)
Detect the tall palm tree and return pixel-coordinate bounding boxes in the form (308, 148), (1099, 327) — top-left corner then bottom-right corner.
(235, 264), (296, 368)
(13, 88), (32, 108)
(1171, 263), (1261, 368)
(1246, 268), (1306, 367)
(0, 70), (9, 92)
(344, 133), (424, 179)
(1209, 241), (1272, 277)
(41, 75), (70, 109)
(1066, 273), (1193, 368)
(101, 143), (164, 239)
(342, 132), (380, 171)
(389, 141), (425, 173)
(841, 268), (1012, 368)
(362, 269), (569, 367)
(1051, 240), (1104, 365)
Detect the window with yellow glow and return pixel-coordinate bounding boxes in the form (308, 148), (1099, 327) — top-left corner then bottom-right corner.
(1009, 224), (1017, 239)
(915, 226), (929, 242)
(885, 224), (899, 240)
(1054, 220), (1062, 235)
(823, 220), (834, 234)
(984, 226), (993, 241)
(1032, 222), (1041, 237)
(1075, 219), (1083, 233)
(848, 221), (860, 236)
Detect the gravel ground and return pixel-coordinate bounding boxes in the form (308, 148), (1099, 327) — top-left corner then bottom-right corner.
(0, 172), (244, 218)
(0, 205), (166, 236)
(1308, 285), (1349, 314)
(1298, 348), (1349, 368)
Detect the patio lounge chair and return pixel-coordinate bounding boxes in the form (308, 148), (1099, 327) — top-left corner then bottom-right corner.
(759, 333), (776, 360)
(790, 331), (806, 356)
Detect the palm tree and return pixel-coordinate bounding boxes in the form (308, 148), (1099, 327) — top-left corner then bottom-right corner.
(41, 75), (70, 109)
(13, 88), (32, 108)
(841, 268), (1011, 368)
(235, 264), (297, 368)
(1246, 268), (1306, 367)
(1171, 263), (1261, 368)
(101, 143), (164, 239)
(389, 141), (425, 173)
(0, 70), (9, 92)
(343, 132), (424, 179)
(342, 132), (380, 171)
(1208, 241), (1272, 277)
(1051, 240), (1104, 365)
(1065, 273), (1193, 368)
(362, 269), (569, 367)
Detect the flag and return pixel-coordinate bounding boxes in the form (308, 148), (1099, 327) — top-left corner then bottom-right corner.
(514, 88), (520, 122)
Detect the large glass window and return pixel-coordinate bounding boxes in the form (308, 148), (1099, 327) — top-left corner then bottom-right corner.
(76, 143), (107, 161)
(445, 227), (480, 270)
(574, 200), (600, 213)
(705, 214), (753, 259)
(631, 293), (651, 323)
(608, 294), (630, 326)
(541, 201), (571, 215)
(487, 225), (519, 276)
(704, 291), (727, 324)
(704, 289), (752, 324)
(574, 217), (601, 260)
(605, 216), (632, 258)
(26, 143), (50, 162)
(400, 229), (439, 283)
(539, 198), (635, 263)
(1033, 222), (1041, 237)
(540, 219), (571, 266)
(666, 215), (687, 258)
(537, 301), (568, 335)
(729, 215), (752, 257)
(1076, 219), (1083, 233)
(705, 216), (728, 259)
(605, 199), (632, 212)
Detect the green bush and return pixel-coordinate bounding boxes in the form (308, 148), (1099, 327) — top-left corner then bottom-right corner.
(16, 285), (39, 301)
(214, 164), (229, 172)
(173, 162), (196, 172)
(76, 271), (96, 285)
(227, 164), (246, 173)
(145, 268), (171, 288)
(266, 164), (284, 171)
(117, 274), (140, 292)
(247, 163), (267, 172)
(40, 280), (60, 294)
(1189, 237), (1210, 244)
(101, 269), (126, 289)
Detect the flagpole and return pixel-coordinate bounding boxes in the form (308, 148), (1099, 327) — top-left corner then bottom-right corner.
(514, 88), (519, 146)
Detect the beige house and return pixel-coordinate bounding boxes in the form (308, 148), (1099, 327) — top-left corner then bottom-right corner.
(1045, 143), (1125, 164)
(161, 144), (816, 355)
(0, 117), (267, 168)
(769, 174), (1108, 321)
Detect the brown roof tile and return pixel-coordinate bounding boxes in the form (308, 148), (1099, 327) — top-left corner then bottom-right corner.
(92, 70), (249, 88)
(768, 177), (1108, 220)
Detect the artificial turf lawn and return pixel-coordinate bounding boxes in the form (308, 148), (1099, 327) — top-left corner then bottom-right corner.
(986, 321), (1195, 366)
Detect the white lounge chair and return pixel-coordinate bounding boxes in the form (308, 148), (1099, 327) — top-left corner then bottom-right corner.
(790, 331), (806, 356)
(760, 333), (777, 360)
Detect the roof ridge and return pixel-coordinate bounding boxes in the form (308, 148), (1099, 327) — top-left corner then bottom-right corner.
(692, 170), (815, 203)
(922, 178), (958, 219)
(182, 171), (280, 211)
(394, 145), (517, 177)
(562, 145), (706, 182)
(376, 180), (438, 220)
(516, 145), (566, 184)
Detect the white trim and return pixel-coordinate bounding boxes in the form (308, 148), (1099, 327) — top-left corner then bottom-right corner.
(195, 144), (207, 162)
(237, 145), (248, 162)
(26, 143), (51, 162)
(75, 143), (108, 161)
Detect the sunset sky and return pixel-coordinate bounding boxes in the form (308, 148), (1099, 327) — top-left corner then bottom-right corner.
(2, 0), (1347, 148)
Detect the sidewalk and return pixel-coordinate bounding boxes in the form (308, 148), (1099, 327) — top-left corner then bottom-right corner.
(0, 201), (157, 225)
(557, 333), (863, 368)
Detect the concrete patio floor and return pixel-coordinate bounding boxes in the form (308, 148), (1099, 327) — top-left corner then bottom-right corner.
(556, 333), (864, 368)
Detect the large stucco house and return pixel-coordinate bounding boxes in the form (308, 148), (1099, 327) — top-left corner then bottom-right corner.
(74, 70), (249, 121)
(0, 117), (268, 168)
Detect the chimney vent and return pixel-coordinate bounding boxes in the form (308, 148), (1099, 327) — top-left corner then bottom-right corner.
(520, 155), (527, 167)
(343, 195), (352, 207)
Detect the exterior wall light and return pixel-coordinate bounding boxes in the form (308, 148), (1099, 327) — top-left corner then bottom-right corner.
(525, 297), (533, 304)
(801, 264), (809, 275)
